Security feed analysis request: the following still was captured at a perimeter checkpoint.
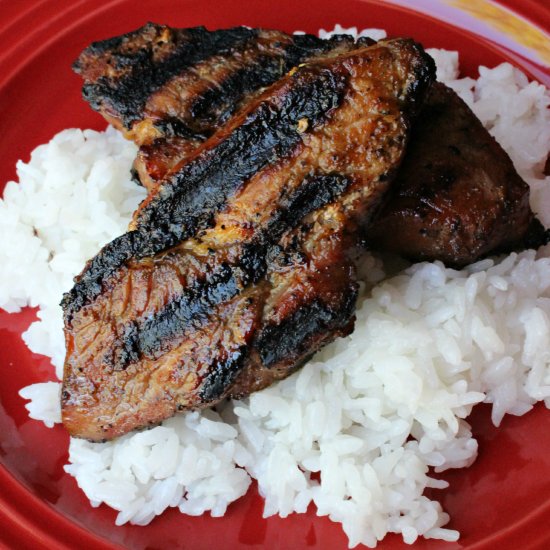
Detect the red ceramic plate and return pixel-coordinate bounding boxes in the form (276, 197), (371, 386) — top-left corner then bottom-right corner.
(1, 1), (549, 549)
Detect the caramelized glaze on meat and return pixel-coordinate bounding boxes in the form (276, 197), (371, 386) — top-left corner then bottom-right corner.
(367, 82), (541, 265)
(74, 23), (362, 190)
(62, 39), (435, 441)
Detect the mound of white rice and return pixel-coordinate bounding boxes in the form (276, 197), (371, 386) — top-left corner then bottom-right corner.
(2, 27), (550, 548)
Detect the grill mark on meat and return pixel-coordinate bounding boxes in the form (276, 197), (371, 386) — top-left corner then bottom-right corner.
(186, 34), (355, 133)
(187, 54), (294, 133)
(62, 70), (348, 318)
(110, 263), (239, 369)
(78, 26), (259, 127)
(256, 293), (358, 368)
(110, 173), (353, 370)
(265, 173), (351, 237)
(227, 254), (359, 401)
(199, 345), (248, 402)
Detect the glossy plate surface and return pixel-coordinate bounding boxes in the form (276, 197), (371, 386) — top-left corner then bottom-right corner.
(0, 1), (549, 548)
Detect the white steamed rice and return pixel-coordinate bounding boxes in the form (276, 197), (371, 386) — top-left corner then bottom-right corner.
(2, 26), (550, 548)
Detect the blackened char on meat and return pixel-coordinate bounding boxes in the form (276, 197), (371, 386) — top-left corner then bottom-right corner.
(62, 39), (435, 441)
(74, 23), (365, 189)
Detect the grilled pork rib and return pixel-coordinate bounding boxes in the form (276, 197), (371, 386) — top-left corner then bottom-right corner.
(74, 24), (364, 190)
(62, 39), (435, 441)
(75, 24), (542, 265)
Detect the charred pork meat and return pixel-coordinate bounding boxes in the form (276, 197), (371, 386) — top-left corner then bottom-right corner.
(74, 23), (365, 190)
(75, 24), (543, 265)
(62, 39), (435, 441)
(367, 81), (543, 266)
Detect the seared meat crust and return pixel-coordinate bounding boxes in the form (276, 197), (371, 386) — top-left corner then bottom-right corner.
(62, 39), (435, 441)
(367, 82), (539, 265)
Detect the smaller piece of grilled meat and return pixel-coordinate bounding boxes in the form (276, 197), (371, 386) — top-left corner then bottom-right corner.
(367, 82), (544, 266)
(62, 39), (435, 441)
